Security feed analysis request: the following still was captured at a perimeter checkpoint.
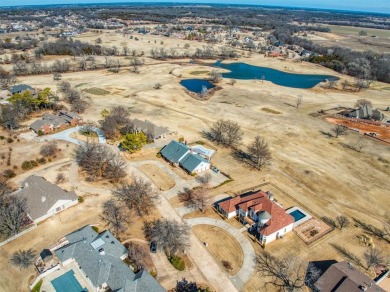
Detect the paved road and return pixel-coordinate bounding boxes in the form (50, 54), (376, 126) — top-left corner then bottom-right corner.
(37, 126), (106, 145)
(185, 217), (256, 290)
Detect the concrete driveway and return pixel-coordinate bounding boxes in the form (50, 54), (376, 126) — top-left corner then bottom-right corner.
(37, 126), (106, 145)
(185, 217), (256, 290)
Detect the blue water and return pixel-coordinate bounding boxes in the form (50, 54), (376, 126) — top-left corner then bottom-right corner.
(214, 61), (338, 89)
(290, 210), (306, 222)
(51, 270), (88, 292)
(180, 79), (215, 93)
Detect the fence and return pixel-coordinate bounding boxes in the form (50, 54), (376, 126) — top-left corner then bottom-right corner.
(0, 223), (37, 247)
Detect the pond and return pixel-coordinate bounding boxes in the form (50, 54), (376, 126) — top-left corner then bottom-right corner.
(180, 79), (215, 94)
(214, 61), (338, 89)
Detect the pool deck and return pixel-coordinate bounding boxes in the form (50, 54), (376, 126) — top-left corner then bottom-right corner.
(39, 262), (93, 292)
(286, 206), (312, 228)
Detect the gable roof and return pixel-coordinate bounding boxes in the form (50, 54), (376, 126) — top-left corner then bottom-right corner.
(10, 84), (33, 94)
(29, 119), (49, 132)
(180, 152), (209, 173)
(132, 119), (170, 140)
(314, 261), (385, 292)
(217, 191), (265, 214)
(55, 225), (165, 292)
(14, 175), (78, 221)
(160, 141), (189, 163)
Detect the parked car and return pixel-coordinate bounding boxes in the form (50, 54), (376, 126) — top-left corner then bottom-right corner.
(150, 241), (157, 253)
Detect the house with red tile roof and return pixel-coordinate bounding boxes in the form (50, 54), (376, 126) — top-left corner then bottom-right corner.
(217, 191), (294, 245)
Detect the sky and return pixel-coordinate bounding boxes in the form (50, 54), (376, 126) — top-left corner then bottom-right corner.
(0, 0), (389, 14)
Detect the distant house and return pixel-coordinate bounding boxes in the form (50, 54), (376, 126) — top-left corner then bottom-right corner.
(217, 191), (294, 245)
(55, 225), (165, 292)
(346, 104), (385, 121)
(131, 119), (170, 142)
(13, 175), (78, 223)
(314, 261), (385, 292)
(10, 84), (34, 95)
(30, 111), (83, 134)
(160, 140), (211, 174)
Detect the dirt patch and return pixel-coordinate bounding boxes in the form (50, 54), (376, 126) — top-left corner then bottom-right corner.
(139, 164), (175, 191)
(192, 225), (243, 276)
(294, 217), (333, 244)
(69, 132), (99, 143)
(326, 117), (390, 144)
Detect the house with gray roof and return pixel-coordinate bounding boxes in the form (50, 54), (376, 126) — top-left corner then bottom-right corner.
(55, 225), (165, 292)
(131, 119), (170, 142)
(13, 175), (78, 223)
(160, 140), (211, 174)
(10, 84), (34, 95)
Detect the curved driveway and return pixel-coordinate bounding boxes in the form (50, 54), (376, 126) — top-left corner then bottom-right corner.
(37, 126), (106, 145)
(185, 217), (256, 290)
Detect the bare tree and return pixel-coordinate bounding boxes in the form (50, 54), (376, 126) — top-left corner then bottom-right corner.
(53, 72), (62, 81)
(56, 173), (65, 184)
(321, 216), (337, 228)
(229, 79), (237, 86)
(113, 176), (159, 216)
(209, 119), (243, 147)
(364, 248), (387, 270)
(101, 199), (130, 236)
(356, 138), (368, 152)
(122, 46), (129, 56)
(331, 125), (348, 138)
(355, 99), (372, 108)
(39, 141), (58, 157)
(10, 249), (36, 269)
(74, 141), (126, 182)
(296, 96), (303, 108)
(144, 219), (190, 256)
(336, 215), (350, 230)
(254, 252), (307, 291)
(0, 176), (13, 197)
(341, 79), (349, 91)
(179, 186), (209, 212)
(209, 69), (222, 83)
(0, 196), (29, 238)
(99, 106), (131, 139)
(247, 135), (272, 170)
(127, 242), (147, 271)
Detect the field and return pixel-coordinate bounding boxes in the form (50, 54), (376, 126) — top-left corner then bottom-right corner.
(325, 24), (390, 38)
(0, 29), (390, 291)
(192, 225), (244, 276)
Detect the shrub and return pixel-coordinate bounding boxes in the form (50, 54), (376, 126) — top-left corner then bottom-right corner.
(91, 225), (99, 232)
(3, 169), (16, 178)
(37, 157), (46, 164)
(6, 138), (13, 143)
(78, 196), (84, 203)
(222, 260), (233, 271)
(179, 137), (185, 142)
(156, 152), (162, 158)
(21, 160), (38, 170)
(0, 136), (4, 140)
(168, 255), (185, 271)
(150, 270), (157, 278)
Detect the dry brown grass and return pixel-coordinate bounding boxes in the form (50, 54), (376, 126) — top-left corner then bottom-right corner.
(192, 225), (243, 276)
(139, 163), (175, 191)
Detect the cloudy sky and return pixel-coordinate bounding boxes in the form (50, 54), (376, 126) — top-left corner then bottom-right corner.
(1, 0), (389, 14)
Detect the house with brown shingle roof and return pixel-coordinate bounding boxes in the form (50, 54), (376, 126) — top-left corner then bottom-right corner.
(217, 191), (294, 245)
(314, 261), (385, 292)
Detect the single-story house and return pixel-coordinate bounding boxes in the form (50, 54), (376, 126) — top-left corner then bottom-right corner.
(13, 175), (78, 223)
(55, 225), (165, 292)
(29, 111), (83, 134)
(314, 261), (385, 292)
(217, 191), (294, 245)
(160, 140), (211, 174)
(58, 110), (83, 126)
(131, 119), (170, 142)
(10, 84), (35, 95)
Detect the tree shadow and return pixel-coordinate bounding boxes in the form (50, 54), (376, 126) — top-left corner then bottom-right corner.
(283, 102), (297, 108)
(319, 130), (333, 138)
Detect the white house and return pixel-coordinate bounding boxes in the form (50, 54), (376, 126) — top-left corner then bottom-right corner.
(13, 176), (78, 223)
(217, 191), (294, 245)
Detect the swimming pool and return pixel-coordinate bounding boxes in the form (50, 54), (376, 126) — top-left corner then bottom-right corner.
(290, 209), (306, 222)
(51, 270), (88, 292)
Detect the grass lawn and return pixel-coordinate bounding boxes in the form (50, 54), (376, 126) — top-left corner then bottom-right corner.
(192, 225), (244, 276)
(326, 24), (390, 38)
(139, 164), (175, 191)
(190, 70), (210, 75)
(84, 87), (110, 95)
(31, 279), (43, 292)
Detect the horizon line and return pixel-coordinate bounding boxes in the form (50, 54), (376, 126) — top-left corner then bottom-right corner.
(0, 2), (389, 16)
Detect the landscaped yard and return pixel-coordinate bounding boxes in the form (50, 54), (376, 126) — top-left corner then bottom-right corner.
(139, 164), (175, 191)
(192, 225), (243, 276)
